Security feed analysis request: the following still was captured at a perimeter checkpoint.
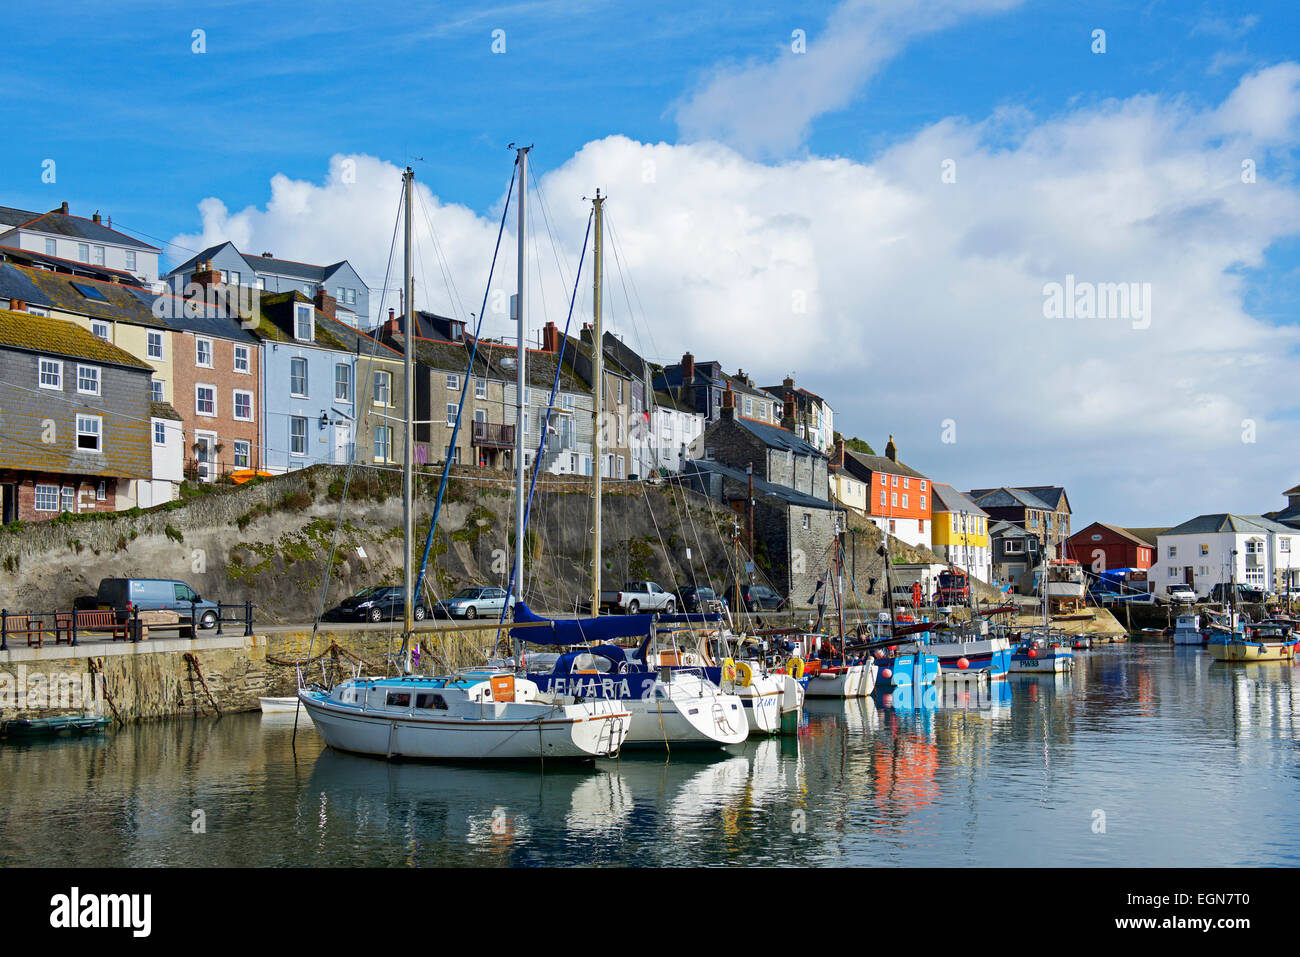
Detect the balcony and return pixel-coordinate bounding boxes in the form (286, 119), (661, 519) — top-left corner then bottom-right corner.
(472, 422), (515, 449)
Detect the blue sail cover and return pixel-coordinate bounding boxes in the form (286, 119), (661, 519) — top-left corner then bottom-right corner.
(511, 602), (656, 646)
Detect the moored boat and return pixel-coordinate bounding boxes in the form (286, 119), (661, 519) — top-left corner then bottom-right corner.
(1009, 633), (1073, 673)
(1207, 622), (1298, 663)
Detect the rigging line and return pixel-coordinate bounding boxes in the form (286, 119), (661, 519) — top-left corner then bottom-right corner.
(497, 208), (593, 635)
(302, 187), (405, 679)
(604, 211), (658, 367)
(528, 167), (575, 300)
(412, 163), (519, 608)
(415, 184), (472, 322)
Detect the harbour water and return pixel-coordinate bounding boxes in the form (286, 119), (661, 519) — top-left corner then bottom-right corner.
(3, 643), (1298, 867)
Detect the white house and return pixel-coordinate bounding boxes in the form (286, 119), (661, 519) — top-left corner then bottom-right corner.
(644, 392), (704, 475)
(137, 403), (184, 507)
(1151, 514), (1297, 598)
(0, 202), (160, 283)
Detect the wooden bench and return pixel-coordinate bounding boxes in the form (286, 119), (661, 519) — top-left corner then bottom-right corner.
(54, 610), (130, 644)
(5, 615), (49, 648)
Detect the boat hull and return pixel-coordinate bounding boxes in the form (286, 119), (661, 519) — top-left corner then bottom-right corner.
(1009, 650), (1073, 673)
(804, 662), (877, 698)
(1207, 640), (1297, 662)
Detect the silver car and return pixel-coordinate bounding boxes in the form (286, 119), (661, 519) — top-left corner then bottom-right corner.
(433, 586), (509, 620)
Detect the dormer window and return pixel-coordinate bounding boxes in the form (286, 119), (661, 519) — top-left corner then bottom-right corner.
(294, 303), (313, 342)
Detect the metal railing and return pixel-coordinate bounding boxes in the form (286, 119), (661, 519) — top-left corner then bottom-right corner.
(471, 422), (515, 447)
(0, 602), (256, 650)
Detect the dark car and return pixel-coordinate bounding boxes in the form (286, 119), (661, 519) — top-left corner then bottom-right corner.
(676, 585), (719, 614)
(1209, 583), (1266, 604)
(324, 586), (427, 623)
(723, 583), (786, 612)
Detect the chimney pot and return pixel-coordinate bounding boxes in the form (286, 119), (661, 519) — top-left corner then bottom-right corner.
(314, 288), (337, 320)
(542, 321), (558, 353)
(92, 211), (101, 224)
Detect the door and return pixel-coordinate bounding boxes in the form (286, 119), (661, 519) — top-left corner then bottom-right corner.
(194, 432), (217, 482)
(1, 484), (15, 524)
(1184, 566), (1194, 586)
(333, 424), (350, 464)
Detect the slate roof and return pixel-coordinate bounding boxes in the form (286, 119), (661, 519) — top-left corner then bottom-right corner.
(0, 244), (142, 285)
(150, 400), (182, 421)
(389, 333), (586, 392)
(0, 309), (152, 369)
(1162, 514), (1293, 536)
(0, 205), (40, 228)
(0, 262), (53, 308)
(931, 483), (988, 517)
(0, 210), (156, 251)
(169, 242), (350, 284)
(1124, 526), (1168, 546)
(843, 447), (926, 479)
(688, 459), (834, 510)
(14, 266), (170, 329)
(969, 487), (1055, 511)
(733, 414), (824, 457)
(1070, 522), (1152, 547)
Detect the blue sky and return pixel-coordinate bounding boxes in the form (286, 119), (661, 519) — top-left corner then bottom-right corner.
(3, 0), (1300, 524)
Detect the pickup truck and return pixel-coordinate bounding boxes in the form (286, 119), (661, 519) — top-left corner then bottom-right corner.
(599, 581), (677, 615)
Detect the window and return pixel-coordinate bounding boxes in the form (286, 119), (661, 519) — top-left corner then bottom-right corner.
(892, 475), (898, 487)
(233, 440), (250, 469)
(1004, 539), (1024, 554)
(802, 513), (811, 530)
(91, 320), (110, 340)
(446, 373), (460, 391)
(920, 495), (926, 511)
(76, 365), (100, 395)
(1283, 538), (1292, 554)
(1167, 546), (1177, 558)
(289, 416), (307, 456)
(880, 489), (886, 508)
(570, 453), (578, 472)
(374, 426), (392, 462)
(195, 385), (216, 416)
(902, 494), (908, 509)
(744, 397), (752, 416)
(77, 243), (89, 263)
(892, 492), (898, 508)
(374, 371), (391, 405)
(125, 251), (136, 272)
(91, 245), (105, 266)
(903, 478), (910, 489)
(195, 337), (213, 368)
(617, 380), (624, 403)
(475, 378), (487, 399)
(229, 270), (240, 286)
(290, 357), (308, 396)
(38, 358), (62, 390)
(1245, 539), (1263, 554)
(147, 331), (164, 360)
(445, 446), (461, 464)
(446, 403), (458, 425)
(34, 484), (57, 512)
(45, 238), (56, 256)
(233, 345), (250, 373)
(60, 487), (75, 512)
(76, 415), (102, 452)
(150, 379), (164, 402)
(921, 480), (927, 491)
(233, 390), (253, 421)
(153, 422), (166, 445)
(96, 481), (106, 502)
(346, 287), (357, 305)
(617, 455), (625, 478)
(561, 393), (574, 411)
(335, 363), (352, 403)
(1169, 567), (1178, 578)
(294, 303), (313, 341)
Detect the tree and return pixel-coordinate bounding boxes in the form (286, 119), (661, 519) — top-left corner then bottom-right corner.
(844, 436), (876, 456)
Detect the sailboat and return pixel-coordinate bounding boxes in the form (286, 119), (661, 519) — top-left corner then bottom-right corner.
(297, 161), (632, 761)
(497, 185), (748, 748)
(1207, 558), (1297, 662)
(1009, 550), (1074, 674)
(804, 530), (877, 697)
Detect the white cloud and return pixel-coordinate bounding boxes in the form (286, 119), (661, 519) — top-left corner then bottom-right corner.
(171, 65), (1300, 525)
(672, 0), (1022, 158)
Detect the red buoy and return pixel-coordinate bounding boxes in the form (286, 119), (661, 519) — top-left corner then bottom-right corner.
(957, 657), (970, 670)
(1027, 648), (1038, 658)
(880, 668), (893, 681)
(888, 645), (897, 654)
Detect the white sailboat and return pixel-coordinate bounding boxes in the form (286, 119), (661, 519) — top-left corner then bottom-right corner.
(298, 161), (632, 761)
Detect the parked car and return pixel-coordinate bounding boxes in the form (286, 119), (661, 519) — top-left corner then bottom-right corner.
(324, 586), (427, 623)
(1208, 583), (1267, 604)
(96, 578), (220, 629)
(598, 581), (677, 615)
(432, 586), (508, 620)
(1163, 584), (1198, 604)
(723, 583), (786, 612)
(675, 585), (720, 614)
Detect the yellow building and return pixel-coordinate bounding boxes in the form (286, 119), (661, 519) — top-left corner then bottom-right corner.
(829, 465), (867, 514)
(930, 483), (992, 583)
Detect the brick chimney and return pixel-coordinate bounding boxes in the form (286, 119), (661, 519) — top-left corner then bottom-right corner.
(781, 391), (797, 430)
(314, 288), (337, 319)
(8, 298), (26, 312)
(191, 260), (222, 288)
(380, 308), (401, 337)
(831, 437), (845, 468)
(52, 202), (69, 216)
(721, 384), (735, 420)
(681, 352), (694, 383)
(92, 211), (102, 224)
(885, 433), (898, 462)
(542, 321), (559, 353)
(783, 375), (794, 394)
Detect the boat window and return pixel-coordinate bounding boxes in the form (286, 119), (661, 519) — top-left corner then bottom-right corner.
(416, 693), (448, 710)
(386, 692), (411, 707)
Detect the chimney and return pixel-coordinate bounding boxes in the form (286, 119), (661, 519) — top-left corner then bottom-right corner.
(261, 252), (273, 258)
(191, 260), (222, 288)
(783, 375), (794, 393)
(9, 298), (26, 312)
(380, 308), (400, 337)
(885, 433), (898, 463)
(782, 391), (797, 430)
(52, 202), (69, 216)
(681, 352), (695, 383)
(721, 384), (735, 420)
(832, 437), (845, 468)
(92, 211), (102, 224)
(314, 288), (337, 319)
(541, 321), (559, 353)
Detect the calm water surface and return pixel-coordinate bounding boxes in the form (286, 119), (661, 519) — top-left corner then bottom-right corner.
(3, 643), (1298, 866)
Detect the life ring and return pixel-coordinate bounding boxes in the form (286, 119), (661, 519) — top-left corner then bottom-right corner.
(721, 658), (737, 684)
(786, 657), (805, 680)
(734, 661), (753, 688)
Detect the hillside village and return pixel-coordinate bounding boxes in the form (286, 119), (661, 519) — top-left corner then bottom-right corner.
(2, 199), (1299, 608)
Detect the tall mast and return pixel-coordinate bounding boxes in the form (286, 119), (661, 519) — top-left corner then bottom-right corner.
(513, 146), (530, 616)
(590, 189), (604, 615)
(401, 167), (416, 665)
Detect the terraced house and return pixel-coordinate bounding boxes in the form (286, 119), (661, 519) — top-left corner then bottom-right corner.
(929, 484), (992, 584)
(968, 485), (1073, 558)
(0, 201), (160, 282)
(0, 310), (152, 522)
(832, 435), (933, 549)
(248, 287), (404, 473)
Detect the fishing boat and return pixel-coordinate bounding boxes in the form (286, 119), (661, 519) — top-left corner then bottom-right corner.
(1171, 614), (1205, 646)
(1009, 632), (1074, 673)
(0, 714), (110, 738)
(1207, 621), (1298, 663)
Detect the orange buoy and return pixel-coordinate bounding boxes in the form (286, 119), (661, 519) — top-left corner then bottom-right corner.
(957, 657), (969, 670)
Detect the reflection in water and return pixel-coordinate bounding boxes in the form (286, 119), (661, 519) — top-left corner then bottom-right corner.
(2, 646), (1299, 866)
